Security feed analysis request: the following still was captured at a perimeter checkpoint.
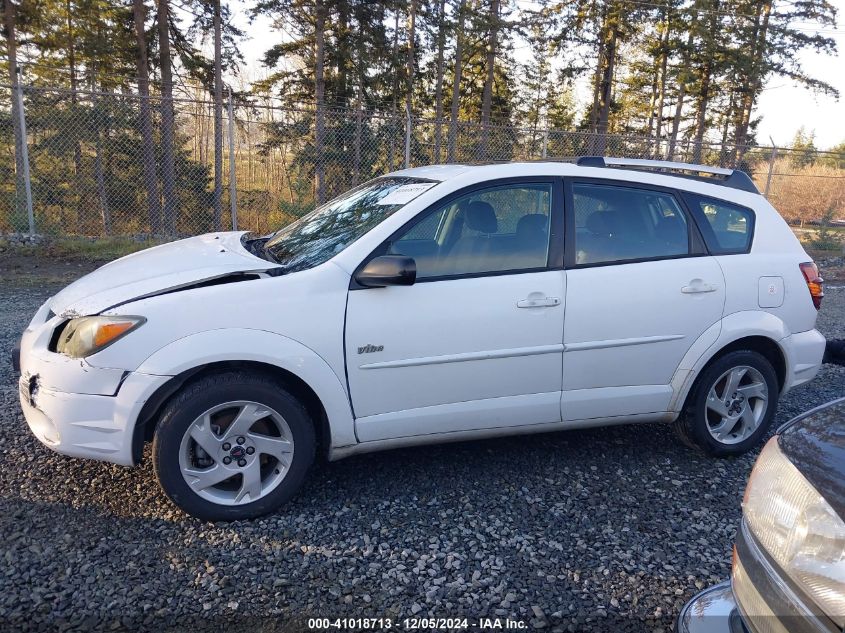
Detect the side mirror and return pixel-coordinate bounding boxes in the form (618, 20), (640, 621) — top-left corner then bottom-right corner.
(355, 255), (416, 288)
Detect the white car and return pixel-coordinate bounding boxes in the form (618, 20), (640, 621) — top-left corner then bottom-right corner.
(15, 158), (827, 520)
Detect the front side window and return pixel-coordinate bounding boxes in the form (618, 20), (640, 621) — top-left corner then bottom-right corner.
(685, 195), (754, 254)
(264, 177), (436, 272)
(573, 183), (690, 265)
(387, 183), (553, 279)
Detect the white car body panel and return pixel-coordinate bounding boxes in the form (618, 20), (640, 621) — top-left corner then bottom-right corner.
(83, 262), (351, 383)
(134, 328), (357, 448)
(346, 271), (565, 440)
(49, 232), (277, 316)
(16, 161), (827, 468)
(562, 257), (726, 419)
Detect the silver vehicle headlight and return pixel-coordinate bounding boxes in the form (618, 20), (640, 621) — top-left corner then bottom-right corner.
(55, 316), (146, 358)
(743, 437), (845, 626)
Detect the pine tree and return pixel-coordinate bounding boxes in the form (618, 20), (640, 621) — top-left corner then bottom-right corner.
(132, 0), (161, 233)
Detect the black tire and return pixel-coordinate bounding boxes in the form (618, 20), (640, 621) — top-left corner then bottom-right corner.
(673, 350), (779, 457)
(152, 371), (315, 521)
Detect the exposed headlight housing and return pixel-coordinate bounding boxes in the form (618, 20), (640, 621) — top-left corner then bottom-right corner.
(743, 437), (845, 627)
(55, 315), (146, 358)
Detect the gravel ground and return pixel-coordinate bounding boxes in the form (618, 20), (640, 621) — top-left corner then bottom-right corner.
(0, 268), (842, 633)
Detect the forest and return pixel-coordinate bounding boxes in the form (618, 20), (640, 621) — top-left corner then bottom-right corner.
(0, 0), (843, 237)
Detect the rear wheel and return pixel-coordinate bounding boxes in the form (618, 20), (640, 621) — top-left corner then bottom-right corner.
(152, 371), (315, 521)
(673, 350), (779, 456)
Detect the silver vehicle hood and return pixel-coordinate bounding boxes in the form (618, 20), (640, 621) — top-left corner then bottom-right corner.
(49, 232), (279, 316)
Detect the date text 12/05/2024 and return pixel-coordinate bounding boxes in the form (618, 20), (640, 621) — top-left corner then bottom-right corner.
(307, 617), (529, 630)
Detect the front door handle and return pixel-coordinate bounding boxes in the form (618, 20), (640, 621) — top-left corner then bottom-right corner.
(681, 279), (718, 294)
(517, 297), (561, 308)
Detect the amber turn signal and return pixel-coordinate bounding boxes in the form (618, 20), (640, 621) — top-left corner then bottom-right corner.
(93, 321), (137, 347)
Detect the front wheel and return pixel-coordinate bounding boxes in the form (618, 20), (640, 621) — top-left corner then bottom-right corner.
(152, 371), (315, 521)
(673, 350), (779, 457)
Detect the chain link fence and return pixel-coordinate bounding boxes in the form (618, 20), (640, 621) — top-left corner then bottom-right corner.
(1, 83), (843, 239)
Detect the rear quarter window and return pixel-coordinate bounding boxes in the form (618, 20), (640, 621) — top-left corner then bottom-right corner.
(683, 193), (755, 255)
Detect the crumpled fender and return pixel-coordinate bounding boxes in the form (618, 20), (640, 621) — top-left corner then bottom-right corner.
(134, 328), (356, 447)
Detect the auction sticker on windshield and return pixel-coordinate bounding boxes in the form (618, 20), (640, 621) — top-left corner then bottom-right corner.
(376, 182), (436, 205)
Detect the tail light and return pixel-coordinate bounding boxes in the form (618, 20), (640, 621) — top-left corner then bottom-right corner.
(799, 262), (824, 310)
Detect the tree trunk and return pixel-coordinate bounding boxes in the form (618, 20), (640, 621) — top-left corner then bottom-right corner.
(388, 8), (400, 170)
(646, 69), (659, 148)
(404, 0), (416, 166)
(157, 0), (178, 235)
(447, 0), (466, 163)
(65, 0), (86, 220)
(668, 28), (694, 160)
(719, 87), (734, 166)
(3, 0), (27, 224)
(590, 26), (617, 156)
(691, 1), (719, 164)
(337, 3), (350, 107)
(353, 88), (363, 185)
(133, 0), (161, 233)
(588, 1), (618, 155)
(480, 0), (500, 158)
(667, 82), (686, 161)
(353, 6), (365, 186)
(405, 0), (416, 117)
(92, 73), (111, 235)
(691, 67), (711, 163)
(596, 27), (617, 135)
(654, 17), (670, 156)
(733, 1), (772, 164)
(212, 0), (223, 231)
(314, 0), (327, 204)
(433, 0), (446, 162)
(646, 9), (669, 156)
(588, 45), (604, 132)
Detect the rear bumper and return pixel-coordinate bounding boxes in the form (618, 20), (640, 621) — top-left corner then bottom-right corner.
(780, 329), (826, 394)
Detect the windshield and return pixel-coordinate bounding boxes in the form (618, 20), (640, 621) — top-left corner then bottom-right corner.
(264, 177), (437, 272)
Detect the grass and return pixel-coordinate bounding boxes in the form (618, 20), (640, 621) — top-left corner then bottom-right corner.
(1, 236), (163, 262)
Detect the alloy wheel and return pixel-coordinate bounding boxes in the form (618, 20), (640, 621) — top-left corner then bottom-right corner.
(703, 365), (769, 445)
(178, 400), (295, 506)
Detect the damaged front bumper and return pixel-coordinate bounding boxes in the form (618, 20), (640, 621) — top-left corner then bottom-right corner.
(16, 305), (169, 466)
(18, 370), (168, 466)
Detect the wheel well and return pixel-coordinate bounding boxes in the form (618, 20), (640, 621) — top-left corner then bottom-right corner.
(700, 335), (787, 392)
(132, 360), (331, 465)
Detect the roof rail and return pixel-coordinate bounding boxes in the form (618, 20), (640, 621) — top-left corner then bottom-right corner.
(575, 156), (760, 194)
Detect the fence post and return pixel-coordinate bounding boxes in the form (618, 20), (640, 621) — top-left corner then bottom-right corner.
(404, 104), (412, 169)
(541, 128), (548, 159)
(764, 142), (778, 199)
(14, 68), (34, 235)
(227, 89), (238, 231)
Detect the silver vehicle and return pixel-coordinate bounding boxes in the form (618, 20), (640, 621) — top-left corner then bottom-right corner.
(677, 398), (845, 633)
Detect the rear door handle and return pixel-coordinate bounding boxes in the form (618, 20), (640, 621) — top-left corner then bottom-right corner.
(681, 280), (717, 294)
(517, 297), (561, 308)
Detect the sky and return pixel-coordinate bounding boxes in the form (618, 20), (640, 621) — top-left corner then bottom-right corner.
(226, 0), (845, 150)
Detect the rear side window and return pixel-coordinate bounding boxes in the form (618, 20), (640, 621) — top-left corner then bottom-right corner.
(572, 183), (690, 265)
(685, 194), (754, 254)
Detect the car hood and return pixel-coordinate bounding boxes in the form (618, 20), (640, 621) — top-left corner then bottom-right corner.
(778, 398), (845, 520)
(49, 232), (280, 316)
